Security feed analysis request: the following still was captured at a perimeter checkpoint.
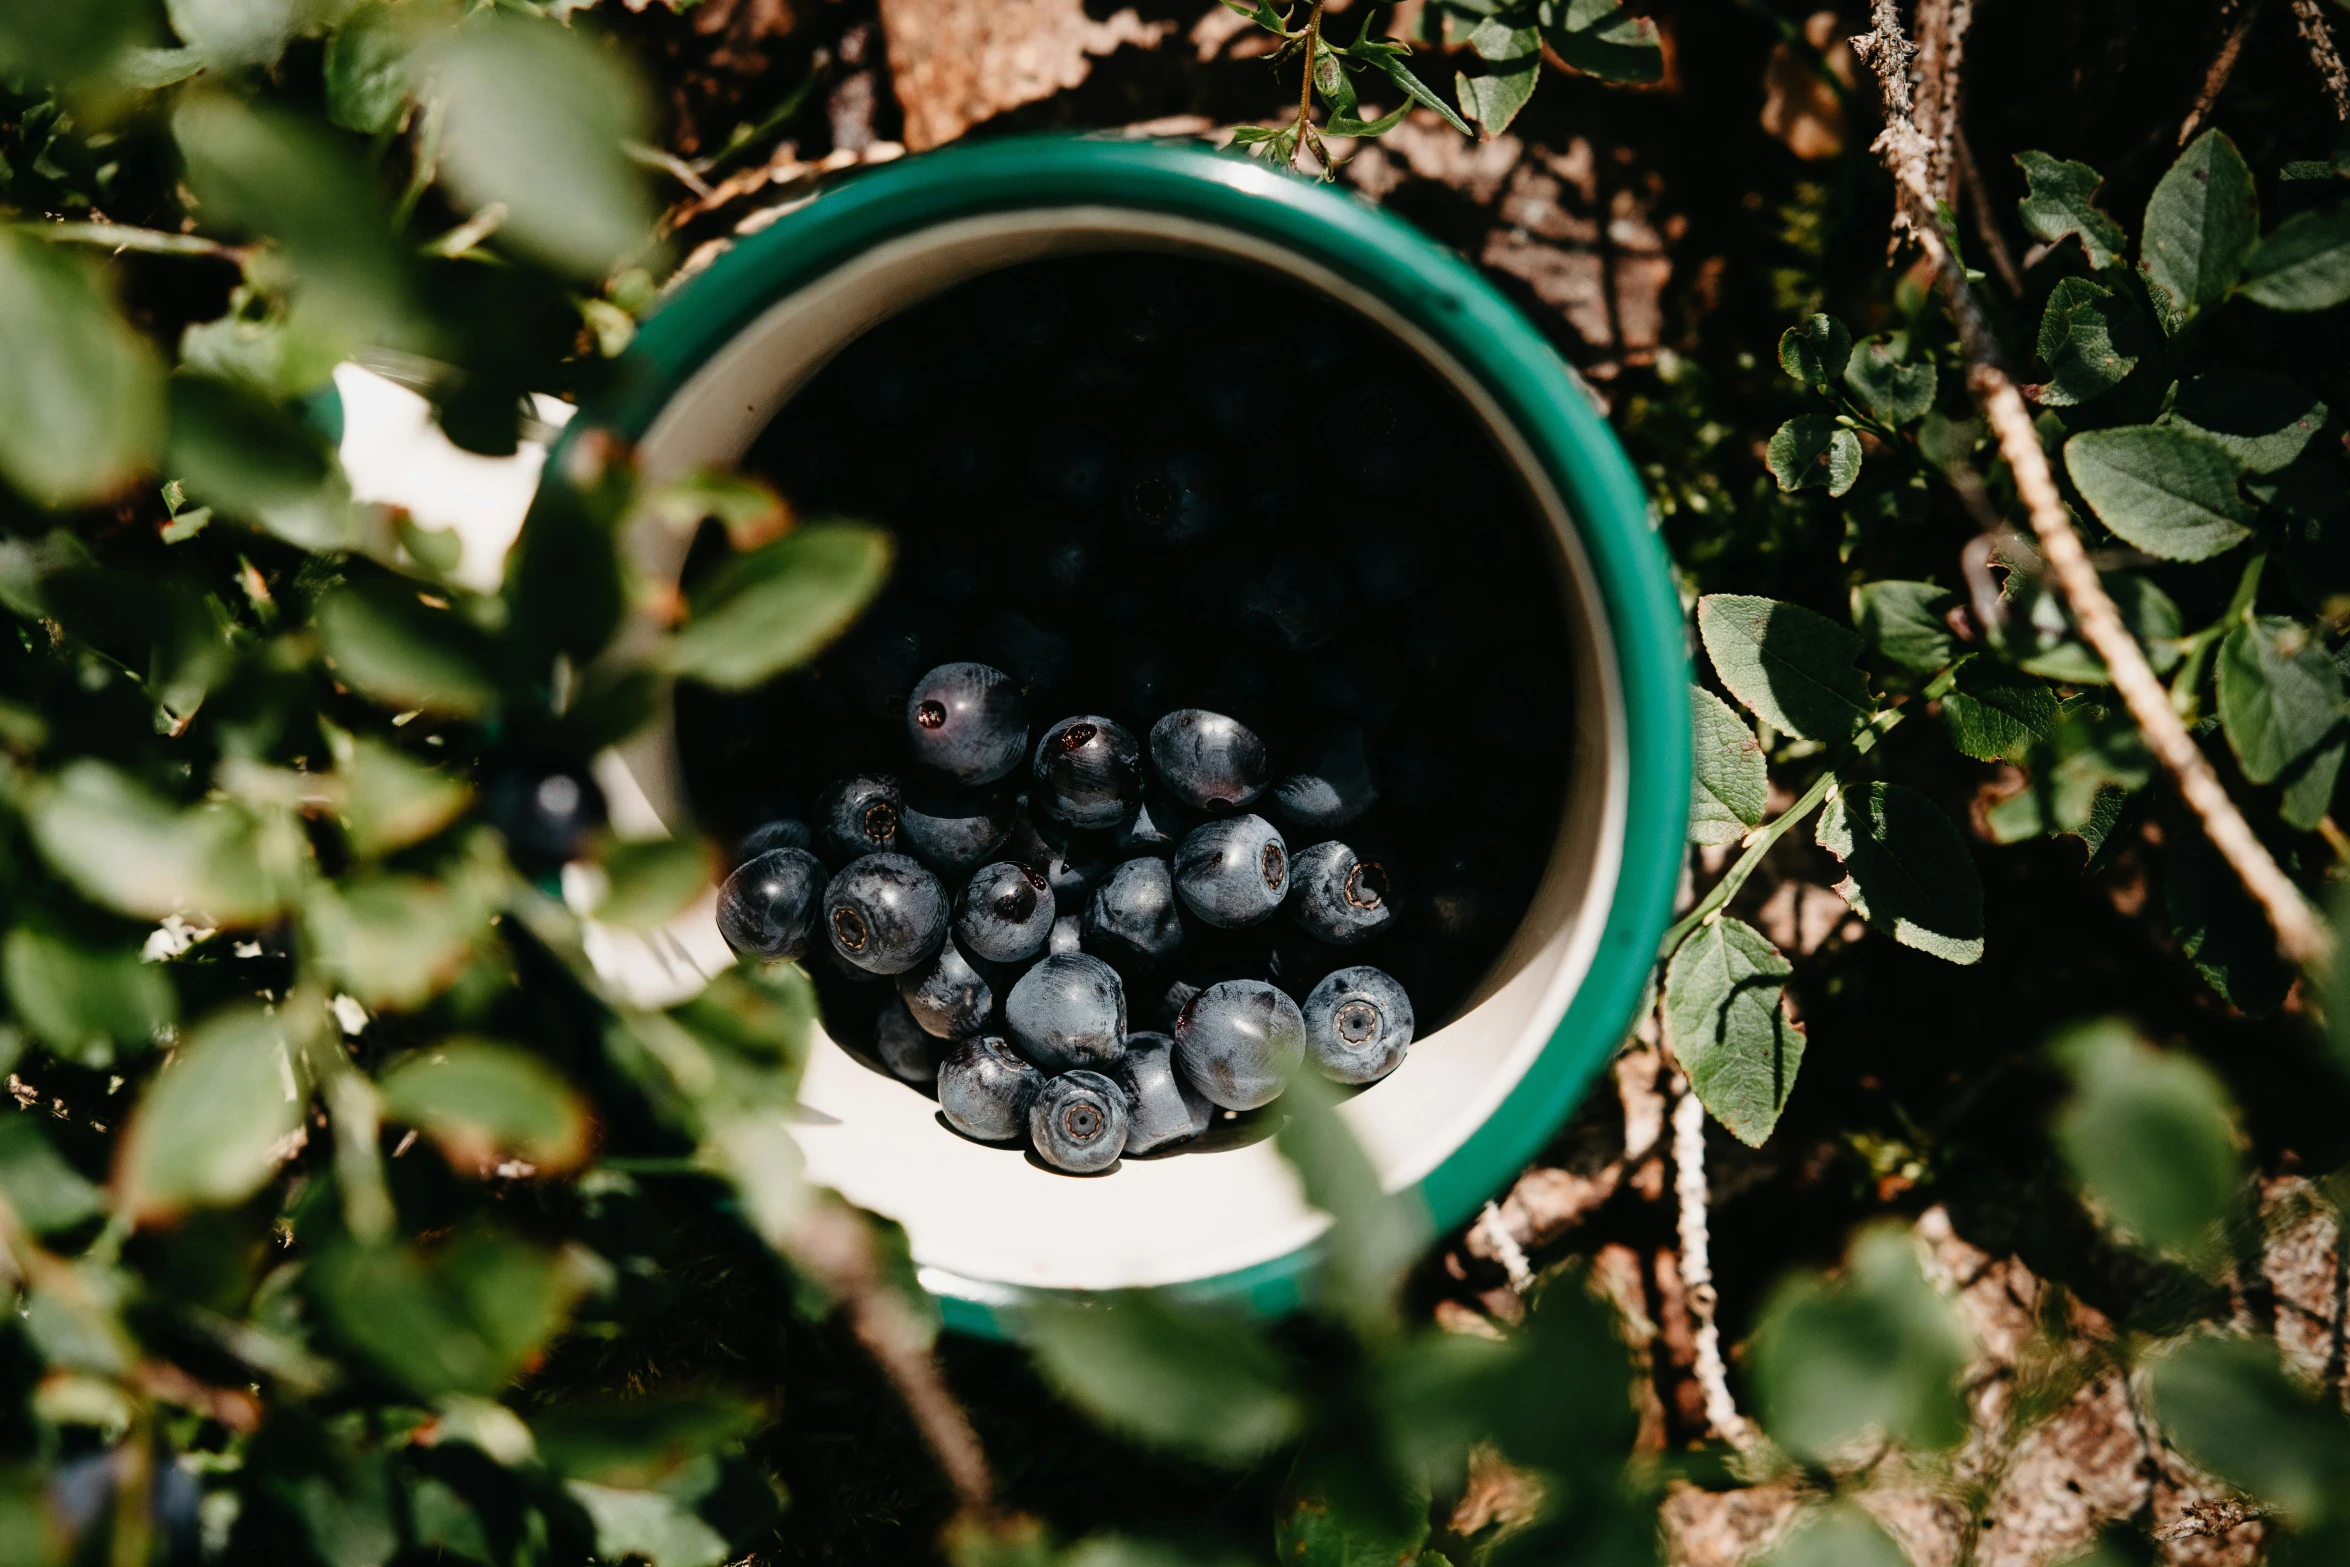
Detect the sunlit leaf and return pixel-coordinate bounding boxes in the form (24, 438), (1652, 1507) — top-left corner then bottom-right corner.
(2052, 1020), (2242, 1264)
(1663, 915), (1803, 1146)
(0, 1117), (104, 1234)
(663, 521), (893, 690)
(1851, 579), (1959, 675)
(1843, 338), (1935, 426)
(1, 926), (176, 1066)
(316, 583), (501, 718)
(1765, 415), (1862, 496)
(2241, 204), (2350, 312)
(1698, 594), (1874, 742)
(1939, 661), (2058, 764)
(1816, 781), (1983, 964)
(1761, 1504), (1912, 1567)
(0, 235), (165, 508)
(117, 1006), (305, 1222)
(1776, 314), (1851, 390)
(2141, 130), (2258, 334)
(303, 872), (489, 1012)
(1688, 685), (1766, 846)
(2032, 277), (2143, 407)
(2014, 150), (2127, 271)
(2165, 370), (2325, 474)
(379, 1040), (591, 1173)
(309, 1228), (579, 1397)
(2064, 425), (2253, 562)
(2216, 615), (2345, 784)
(29, 759), (297, 925)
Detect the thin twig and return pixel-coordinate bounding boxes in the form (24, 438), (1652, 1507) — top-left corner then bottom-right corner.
(2181, 0), (2267, 146)
(1853, 0), (2336, 970)
(26, 222), (245, 261)
(1911, 0), (1969, 209)
(1290, 1), (1328, 169)
(1476, 1201), (1535, 1293)
(2291, 0), (2350, 120)
(1953, 127), (2025, 295)
(1672, 1083), (1760, 1452)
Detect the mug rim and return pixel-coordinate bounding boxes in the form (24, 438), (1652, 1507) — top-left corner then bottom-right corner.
(554, 133), (1691, 1336)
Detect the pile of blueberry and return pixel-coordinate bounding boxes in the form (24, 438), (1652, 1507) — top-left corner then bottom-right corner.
(717, 661), (1417, 1172)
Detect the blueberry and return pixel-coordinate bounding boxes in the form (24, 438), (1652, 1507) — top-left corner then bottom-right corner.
(1173, 814), (1288, 928)
(955, 861), (1055, 963)
(1049, 914), (1083, 955)
(735, 817), (814, 867)
(876, 995), (943, 1083)
(816, 773), (903, 862)
(1029, 1070), (1130, 1174)
(1271, 730), (1378, 834)
(1155, 976), (1202, 1032)
(1173, 978), (1304, 1111)
(488, 764), (606, 873)
(898, 939), (993, 1039)
(1289, 841), (1398, 946)
(939, 1035), (1043, 1142)
(1121, 454), (1221, 547)
(822, 853), (948, 976)
(1004, 813), (1106, 913)
(1115, 1033), (1213, 1155)
(1033, 716), (1142, 830)
(1034, 425), (1118, 508)
(1302, 966), (1414, 1085)
(1149, 710), (1270, 813)
(899, 782), (1016, 875)
(1083, 856), (1185, 970)
(716, 847), (826, 961)
(1113, 790), (1190, 857)
(907, 662), (1028, 785)
(1005, 952), (1126, 1072)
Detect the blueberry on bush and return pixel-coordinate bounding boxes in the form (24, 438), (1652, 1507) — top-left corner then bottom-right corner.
(1005, 952), (1127, 1072)
(1302, 966), (1414, 1085)
(716, 847), (826, 961)
(898, 781), (1015, 874)
(823, 852), (948, 976)
(1174, 978), (1304, 1111)
(1149, 709), (1269, 812)
(906, 662), (1028, 785)
(897, 939), (993, 1039)
(1083, 856), (1185, 970)
(1289, 841), (1397, 945)
(875, 995), (942, 1084)
(1174, 814), (1288, 928)
(488, 764), (606, 873)
(1116, 1032), (1212, 1155)
(955, 861), (1055, 964)
(939, 1036), (1042, 1142)
(1029, 1070), (1131, 1174)
(816, 773), (903, 861)
(1033, 716), (1141, 829)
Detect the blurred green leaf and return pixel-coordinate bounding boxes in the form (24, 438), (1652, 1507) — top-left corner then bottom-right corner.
(1816, 781), (1984, 964)
(1027, 1292), (1304, 1466)
(2217, 616), (2346, 783)
(1540, 0), (1663, 83)
(426, 14), (657, 280)
(1486, 1270), (1640, 1478)
(1663, 915), (1802, 1147)
(1760, 1504), (1912, 1567)
(2015, 150), (2127, 270)
(316, 583), (501, 719)
(379, 1040), (591, 1172)
(1940, 661), (2059, 765)
(593, 839), (711, 930)
(564, 1477), (732, 1567)
(119, 1006), (304, 1222)
(0, 1470), (53, 1567)
(1276, 1071), (1431, 1339)
(0, 234), (166, 509)
(0, 0), (140, 82)
(324, 1), (420, 135)
(1776, 315), (1851, 390)
(2142, 130), (2259, 333)
(664, 522), (893, 690)
(1751, 1224), (1970, 1460)
(1274, 1471), (1428, 1567)
(2166, 371), (2325, 473)
(2241, 205), (2350, 312)
(0, 1116), (104, 1234)
(1766, 415), (1862, 497)
(310, 1228), (577, 1397)
(1844, 338), (1935, 426)
(2146, 1335), (2350, 1525)
(167, 373), (360, 548)
(533, 1397), (764, 1488)
(2, 926), (175, 1066)
(29, 759), (297, 925)
(1369, 1329), (1515, 1485)
(1698, 594), (1874, 743)
(164, 0), (317, 70)
(1688, 685), (1766, 846)
(2032, 277), (2143, 407)
(2052, 1020), (2243, 1263)
(332, 731), (471, 858)
(303, 871), (489, 1012)
(2063, 426), (2253, 563)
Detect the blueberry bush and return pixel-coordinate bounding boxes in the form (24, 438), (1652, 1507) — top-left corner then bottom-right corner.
(7, 2), (2350, 1566)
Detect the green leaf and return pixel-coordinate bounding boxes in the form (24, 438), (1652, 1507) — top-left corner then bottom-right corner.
(167, 373), (360, 549)
(0, 0), (140, 82)
(1662, 916), (1802, 1147)
(533, 1397), (765, 1488)
(2, 927), (176, 1066)
(1275, 1072), (1432, 1337)
(2146, 1336), (2350, 1526)
(0, 1117), (104, 1234)
(2280, 732), (2345, 831)
(1539, 0), (1664, 84)
(664, 522), (893, 690)
(2014, 150), (2128, 271)
(2167, 817), (2296, 1016)
(2166, 370), (2326, 473)
(2013, 570), (2184, 684)
(1765, 415), (1862, 497)
(2241, 203), (2350, 311)
(332, 732), (471, 858)
(119, 1006), (304, 1221)
(0, 234), (165, 508)
(303, 870), (492, 1013)
(2064, 425), (2253, 562)
(324, 2), (416, 135)
(593, 839), (712, 930)
(1940, 661), (2058, 763)
(2052, 1021), (2242, 1264)
(426, 15), (657, 281)
(2140, 129), (2259, 334)
(309, 1228), (578, 1397)
(1750, 1224), (1970, 1461)
(1480, 1269), (1641, 1476)
(29, 759), (296, 925)
(1346, 36), (1474, 137)
(564, 1481), (732, 1567)
(1688, 685), (1766, 846)
(2216, 617), (2345, 783)
(1697, 594), (1875, 742)
(1843, 339), (1935, 426)
(1852, 580), (1959, 675)
(1026, 1293), (1304, 1465)
(316, 583), (501, 719)
(1776, 315), (1852, 390)
(1761, 1504), (1913, 1567)
(163, 0), (309, 70)
(1816, 781), (1984, 964)
(2031, 277), (2144, 407)
(1454, 56), (1540, 137)
(1274, 1478), (1429, 1567)
(380, 1038), (595, 1172)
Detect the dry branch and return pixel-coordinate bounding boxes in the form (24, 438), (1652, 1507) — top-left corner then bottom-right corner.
(2181, 0), (2268, 145)
(2291, 0), (2350, 120)
(1672, 1083), (1760, 1452)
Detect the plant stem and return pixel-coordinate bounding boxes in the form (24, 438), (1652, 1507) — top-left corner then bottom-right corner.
(1290, 1), (1328, 168)
(2168, 542), (2269, 718)
(26, 221), (243, 260)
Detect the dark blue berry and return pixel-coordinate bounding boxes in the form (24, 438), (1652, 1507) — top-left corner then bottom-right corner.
(897, 940), (993, 1039)
(822, 853), (947, 976)
(735, 818), (814, 867)
(816, 773), (903, 862)
(1083, 857), (1184, 970)
(1148, 710), (1270, 813)
(1033, 716), (1141, 830)
(1121, 454), (1221, 547)
(875, 995), (942, 1084)
(1173, 815), (1288, 928)
(1302, 966), (1414, 1085)
(1034, 425), (1117, 507)
(716, 847), (826, 961)
(939, 1035), (1041, 1142)
(1029, 1071), (1130, 1174)
(907, 662), (1028, 785)
(488, 765), (605, 872)
(1289, 841), (1398, 946)
(898, 782), (1015, 876)
(1115, 1032), (1212, 1155)
(1173, 978), (1303, 1111)
(955, 861), (1054, 964)
(1005, 952), (1126, 1073)
(1271, 730), (1378, 834)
